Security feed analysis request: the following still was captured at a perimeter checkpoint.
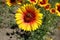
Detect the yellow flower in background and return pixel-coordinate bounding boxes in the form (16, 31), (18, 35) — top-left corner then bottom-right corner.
(38, 0), (48, 7)
(6, 0), (22, 6)
(15, 4), (43, 31)
(28, 0), (38, 4)
(55, 3), (60, 16)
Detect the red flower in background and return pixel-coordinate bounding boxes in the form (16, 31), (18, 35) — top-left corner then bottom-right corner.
(38, 0), (48, 7)
(28, 0), (38, 4)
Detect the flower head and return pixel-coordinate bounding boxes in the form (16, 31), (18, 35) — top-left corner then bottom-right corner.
(28, 0), (38, 4)
(38, 0), (48, 7)
(17, 0), (22, 4)
(44, 3), (51, 10)
(15, 4), (43, 31)
(50, 8), (56, 14)
(55, 3), (60, 16)
(6, 0), (22, 6)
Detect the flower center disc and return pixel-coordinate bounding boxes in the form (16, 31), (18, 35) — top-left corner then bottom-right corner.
(10, 0), (16, 4)
(44, 4), (50, 9)
(24, 13), (35, 23)
(31, 0), (36, 2)
(57, 5), (60, 12)
(17, 0), (22, 3)
(52, 9), (55, 12)
(40, 0), (46, 5)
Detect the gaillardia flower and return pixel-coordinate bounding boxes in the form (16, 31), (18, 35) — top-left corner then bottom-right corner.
(28, 0), (38, 4)
(38, 0), (48, 7)
(15, 4), (43, 31)
(50, 8), (56, 14)
(6, 0), (22, 6)
(55, 3), (60, 16)
(17, 0), (22, 4)
(44, 3), (51, 10)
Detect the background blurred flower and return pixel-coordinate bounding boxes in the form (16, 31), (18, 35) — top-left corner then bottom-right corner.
(15, 4), (43, 31)
(6, 0), (17, 6)
(17, 0), (22, 4)
(44, 3), (51, 10)
(38, 0), (48, 7)
(28, 0), (38, 4)
(6, 0), (22, 6)
(55, 3), (60, 16)
(50, 8), (56, 14)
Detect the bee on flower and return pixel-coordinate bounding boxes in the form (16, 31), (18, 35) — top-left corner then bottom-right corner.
(15, 4), (43, 31)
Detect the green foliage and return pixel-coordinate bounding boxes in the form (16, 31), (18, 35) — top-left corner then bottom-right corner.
(0, 16), (2, 23)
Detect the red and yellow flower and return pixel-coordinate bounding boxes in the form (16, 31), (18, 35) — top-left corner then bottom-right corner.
(55, 3), (60, 16)
(38, 0), (48, 7)
(6, 0), (22, 6)
(44, 3), (51, 10)
(28, 0), (38, 4)
(15, 4), (43, 31)
(17, 0), (22, 4)
(50, 8), (56, 14)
